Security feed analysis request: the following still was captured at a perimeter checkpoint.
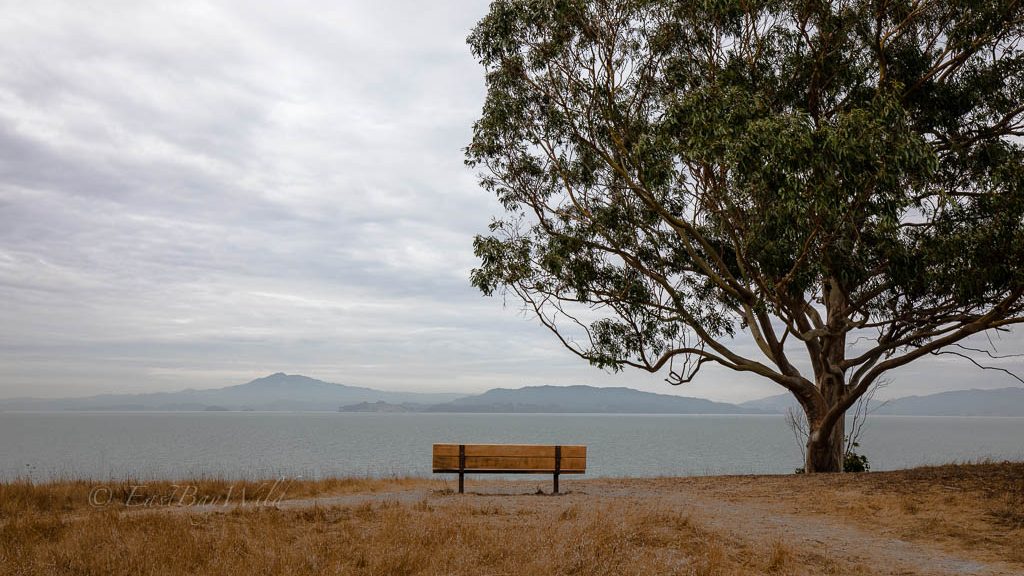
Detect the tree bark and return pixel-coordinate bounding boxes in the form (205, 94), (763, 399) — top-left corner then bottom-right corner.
(805, 373), (846, 473)
(805, 277), (848, 473)
(805, 417), (845, 472)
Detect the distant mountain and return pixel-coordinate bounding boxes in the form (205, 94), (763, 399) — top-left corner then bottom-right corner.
(6, 375), (1021, 415)
(427, 385), (758, 414)
(876, 387), (1024, 416)
(0, 373), (464, 412)
(738, 393), (800, 414)
(740, 387), (1024, 417)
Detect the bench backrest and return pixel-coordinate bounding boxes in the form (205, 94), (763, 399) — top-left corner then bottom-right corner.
(432, 443), (586, 473)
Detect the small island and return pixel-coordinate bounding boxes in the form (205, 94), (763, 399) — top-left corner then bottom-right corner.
(338, 401), (426, 413)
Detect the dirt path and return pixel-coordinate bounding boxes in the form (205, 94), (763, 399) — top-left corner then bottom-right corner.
(225, 478), (1020, 576)
(596, 479), (1021, 576)
(646, 487), (1010, 576)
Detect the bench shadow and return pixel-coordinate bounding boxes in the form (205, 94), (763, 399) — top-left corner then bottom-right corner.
(430, 488), (585, 497)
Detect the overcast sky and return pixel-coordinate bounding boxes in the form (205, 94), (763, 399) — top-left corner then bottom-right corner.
(1, 1), (1022, 403)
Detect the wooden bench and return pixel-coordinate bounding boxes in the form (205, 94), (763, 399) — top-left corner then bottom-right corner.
(432, 443), (586, 494)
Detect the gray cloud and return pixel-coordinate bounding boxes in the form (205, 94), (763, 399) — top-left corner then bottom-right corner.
(1, 0), (1021, 403)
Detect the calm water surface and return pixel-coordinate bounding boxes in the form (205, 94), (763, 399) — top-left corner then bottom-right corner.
(1, 412), (1022, 481)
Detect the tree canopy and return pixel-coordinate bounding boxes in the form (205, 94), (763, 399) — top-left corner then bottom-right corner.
(466, 0), (1024, 471)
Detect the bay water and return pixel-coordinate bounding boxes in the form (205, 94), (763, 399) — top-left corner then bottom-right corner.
(2, 412), (1022, 481)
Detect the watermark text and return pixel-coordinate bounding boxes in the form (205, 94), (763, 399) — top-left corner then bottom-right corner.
(88, 478), (296, 509)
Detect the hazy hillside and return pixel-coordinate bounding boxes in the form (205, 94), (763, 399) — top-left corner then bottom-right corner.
(741, 387), (1024, 417)
(0, 373), (464, 411)
(427, 385), (758, 414)
(5, 375), (1022, 415)
(876, 387), (1024, 416)
(738, 393), (800, 414)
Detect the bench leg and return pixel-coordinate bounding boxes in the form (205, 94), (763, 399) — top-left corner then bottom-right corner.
(553, 472), (559, 494)
(458, 472), (464, 494)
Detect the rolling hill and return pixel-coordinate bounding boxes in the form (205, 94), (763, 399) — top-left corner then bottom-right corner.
(5, 374), (1022, 415)
(425, 385), (758, 414)
(740, 387), (1024, 417)
(0, 373), (464, 411)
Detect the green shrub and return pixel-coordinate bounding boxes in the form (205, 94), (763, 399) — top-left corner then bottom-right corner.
(843, 442), (870, 473)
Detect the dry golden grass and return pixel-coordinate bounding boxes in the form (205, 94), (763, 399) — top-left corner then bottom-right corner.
(671, 461), (1024, 567)
(0, 476), (879, 576)
(3, 463), (1021, 575)
(0, 492), (835, 576)
(0, 476), (438, 517)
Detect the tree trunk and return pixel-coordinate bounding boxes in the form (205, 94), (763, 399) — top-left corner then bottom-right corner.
(803, 277), (848, 473)
(804, 373), (845, 473)
(805, 414), (844, 472)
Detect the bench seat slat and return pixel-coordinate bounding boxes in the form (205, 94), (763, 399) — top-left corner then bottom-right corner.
(432, 455), (586, 472)
(432, 443), (586, 458)
(432, 468), (587, 474)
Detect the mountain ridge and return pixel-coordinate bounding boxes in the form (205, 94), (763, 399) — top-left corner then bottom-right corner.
(3, 374), (1022, 415)
(0, 373), (464, 412)
(740, 386), (1024, 417)
(424, 384), (756, 414)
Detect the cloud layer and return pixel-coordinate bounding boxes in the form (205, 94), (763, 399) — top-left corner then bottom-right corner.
(1, 1), (1021, 402)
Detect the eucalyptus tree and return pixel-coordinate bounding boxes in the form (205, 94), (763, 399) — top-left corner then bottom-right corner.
(466, 0), (1024, 472)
